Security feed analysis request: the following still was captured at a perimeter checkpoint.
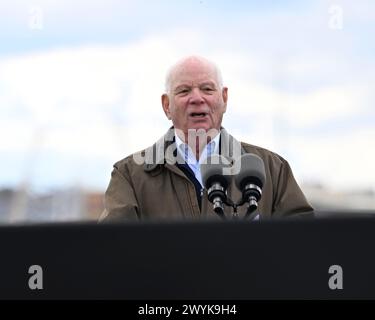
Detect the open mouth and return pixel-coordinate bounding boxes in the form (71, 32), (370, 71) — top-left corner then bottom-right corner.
(190, 112), (208, 118)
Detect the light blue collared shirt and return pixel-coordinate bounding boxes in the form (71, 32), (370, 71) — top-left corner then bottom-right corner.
(175, 131), (220, 188)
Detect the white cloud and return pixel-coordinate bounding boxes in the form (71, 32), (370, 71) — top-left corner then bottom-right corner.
(0, 122), (36, 152)
(286, 85), (369, 127)
(225, 80), (370, 128)
(291, 127), (375, 191)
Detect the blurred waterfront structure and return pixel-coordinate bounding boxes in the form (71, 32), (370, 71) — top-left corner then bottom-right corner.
(0, 187), (104, 223)
(0, 185), (374, 224)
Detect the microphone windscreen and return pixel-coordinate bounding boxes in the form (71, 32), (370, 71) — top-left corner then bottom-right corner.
(234, 154), (266, 190)
(200, 154), (231, 189)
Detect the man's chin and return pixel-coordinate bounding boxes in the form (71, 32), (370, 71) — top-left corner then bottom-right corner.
(187, 123), (212, 132)
(186, 125), (221, 140)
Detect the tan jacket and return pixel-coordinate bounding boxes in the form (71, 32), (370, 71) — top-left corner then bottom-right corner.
(100, 128), (313, 222)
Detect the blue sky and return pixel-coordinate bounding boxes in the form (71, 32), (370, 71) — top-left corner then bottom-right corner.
(0, 0), (375, 193)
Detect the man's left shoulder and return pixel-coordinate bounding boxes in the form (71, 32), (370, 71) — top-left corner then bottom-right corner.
(240, 142), (288, 168)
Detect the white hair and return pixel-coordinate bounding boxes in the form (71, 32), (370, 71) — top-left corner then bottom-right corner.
(164, 56), (224, 95)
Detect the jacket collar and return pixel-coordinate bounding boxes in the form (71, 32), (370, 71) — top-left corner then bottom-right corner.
(143, 127), (246, 172)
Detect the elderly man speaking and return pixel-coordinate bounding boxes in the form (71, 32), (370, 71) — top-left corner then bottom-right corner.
(100, 56), (313, 221)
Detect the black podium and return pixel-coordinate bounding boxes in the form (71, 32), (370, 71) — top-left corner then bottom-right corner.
(1, 215), (375, 300)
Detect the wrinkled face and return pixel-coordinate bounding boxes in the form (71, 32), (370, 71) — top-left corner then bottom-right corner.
(162, 61), (228, 137)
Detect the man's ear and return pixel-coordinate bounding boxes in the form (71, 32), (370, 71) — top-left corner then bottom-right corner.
(222, 87), (228, 112)
(161, 94), (171, 120)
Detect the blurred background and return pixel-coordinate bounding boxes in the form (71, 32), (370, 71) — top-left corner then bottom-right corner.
(0, 0), (374, 223)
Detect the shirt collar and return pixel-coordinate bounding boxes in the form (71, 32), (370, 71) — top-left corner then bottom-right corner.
(174, 129), (220, 163)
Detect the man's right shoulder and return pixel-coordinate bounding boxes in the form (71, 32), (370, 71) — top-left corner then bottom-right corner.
(112, 149), (147, 172)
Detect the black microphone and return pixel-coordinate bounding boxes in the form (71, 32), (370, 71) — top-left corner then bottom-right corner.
(200, 155), (231, 218)
(234, 154), (266, 217)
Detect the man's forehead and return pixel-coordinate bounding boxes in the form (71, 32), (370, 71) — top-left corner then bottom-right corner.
(173, 79), (217, 88)
(171, 67), (218, 88)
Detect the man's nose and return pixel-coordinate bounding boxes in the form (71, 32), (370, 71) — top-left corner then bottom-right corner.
(189, 88), (205, 104)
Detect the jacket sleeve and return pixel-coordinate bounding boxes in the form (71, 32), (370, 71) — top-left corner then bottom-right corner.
(272, 159), (314, 218)
(99, 164), (139, 222)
